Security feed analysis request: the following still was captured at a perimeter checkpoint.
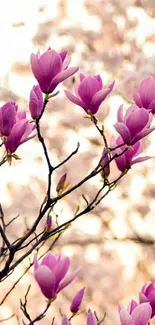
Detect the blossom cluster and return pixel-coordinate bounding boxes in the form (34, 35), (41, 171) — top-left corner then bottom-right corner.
(1, 46), (155, 323)
(34, 252), (155, 325)
(0, 48), (154, 173)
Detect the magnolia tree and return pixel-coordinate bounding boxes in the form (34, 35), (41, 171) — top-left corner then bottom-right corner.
(0, 48), (155, 325)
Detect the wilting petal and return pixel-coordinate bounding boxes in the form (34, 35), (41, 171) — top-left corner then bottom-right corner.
(114, 122), (131, 144)
(34, 265), (56, 299)
(131, 303), (152, 325)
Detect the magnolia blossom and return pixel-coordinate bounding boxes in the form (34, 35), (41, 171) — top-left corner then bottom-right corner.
(29, 85), (43, 119)
(114, 104), (155, 145)
(65, 73), (114, 114)
(111, 136), (151, 172)
(139, 283), (155, 318)
(5, 119), (36, 153)
(119, 300), (152, 325)
(132, 77), (155, 114)
(0, 102), (17, 137)
(70, 287), (85, 313)
(34, 253), (79, 299)
(31, 48), (78, 94)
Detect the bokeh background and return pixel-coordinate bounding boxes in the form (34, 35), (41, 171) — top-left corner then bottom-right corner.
(0, 0), (155, 324)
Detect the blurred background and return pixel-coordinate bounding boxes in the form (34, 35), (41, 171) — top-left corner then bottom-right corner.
(0, 0), (155, 324)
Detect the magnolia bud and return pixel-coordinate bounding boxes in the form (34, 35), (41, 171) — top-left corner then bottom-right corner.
(70, 287), (85, 313)
(61, 315), (70, 325)
(56, 173), (67, 193)
(45, 215), (52, 232)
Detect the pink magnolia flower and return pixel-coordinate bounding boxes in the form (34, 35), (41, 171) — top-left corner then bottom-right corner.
(132, 77), (155, 114)
(29, 85), (43, 119)
(5, 119), (36, 153)
(30, 48), (78, 94)
(139, 283), (155, 318)
(34, 253), (80, 300)
(0, 102), (17, 137)
(119, 301), (152, 325)
(111, 136), (151, 172)
(65, 74), (115, 114)
(87, 309), (97, 325)
(70, 287), (85, 313)
(114, 104), (155, 145)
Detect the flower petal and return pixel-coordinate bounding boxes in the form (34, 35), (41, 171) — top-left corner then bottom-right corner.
(131, 156), (151, 166)
(90, 81), (115, 114)
(117, 105), (124, 123)
(131, 303), (152, 325)
(131, 126), (155, 144)
(34, 265), (56, 299)
(114, 122), (131, 144)
(78, 76), (101, 107)
(53, 255), (70, 287)
(64, 90), (87, 111)
(49, 66), (79, 93)
(132, 88), (143, 107)
(139, 77), (155, 109)
(119, 309), (134, 325)
(126, 108), (149, 137)
(41, 253), (57, 269)
(56, 268), (80, 293)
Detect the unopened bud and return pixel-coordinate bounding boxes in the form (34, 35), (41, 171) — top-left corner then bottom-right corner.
(56, 173), (67, 194)
(45, 215), (52, 232)
(70, 287), (85, 313)
(61, 315), (70, 325)
(87, 309), (97, 325)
